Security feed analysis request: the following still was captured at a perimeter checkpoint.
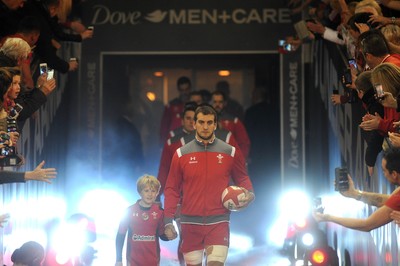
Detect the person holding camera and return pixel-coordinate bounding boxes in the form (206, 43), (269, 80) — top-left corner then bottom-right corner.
(0, 37), (57, 124)
(359, 63), (400, 136)
(313, 149), (400, 232)
(353, 71), (384, 176)
(0, 67), (26, 166)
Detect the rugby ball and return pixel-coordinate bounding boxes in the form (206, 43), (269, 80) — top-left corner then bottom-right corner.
(221, 186), (246, 211)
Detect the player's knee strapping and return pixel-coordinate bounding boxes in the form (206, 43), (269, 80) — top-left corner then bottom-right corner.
(183, 250), (203, 265)
(205, 245), (228, 263)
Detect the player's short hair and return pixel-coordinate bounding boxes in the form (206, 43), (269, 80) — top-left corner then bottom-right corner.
(136, 175), (161, 194)
(194, 105), (217, 123)
(216, 80), (230, 96)
(177, 76), (191, 88)
(182, 101), (198, 117)
(211, 90), (226, 101)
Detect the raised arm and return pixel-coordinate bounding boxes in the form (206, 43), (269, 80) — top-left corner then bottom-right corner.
(339, 174), (390, 207)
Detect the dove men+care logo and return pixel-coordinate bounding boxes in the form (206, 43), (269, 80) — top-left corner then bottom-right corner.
(90, 5), (291, 25)
(288, 62), (300, 169)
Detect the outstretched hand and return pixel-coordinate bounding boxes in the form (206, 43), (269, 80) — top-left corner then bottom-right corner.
(312, 209), (328, 223)
(25, 161), (57, 184)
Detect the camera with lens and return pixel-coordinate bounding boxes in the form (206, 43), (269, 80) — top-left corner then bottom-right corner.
(0, 104), (23, 166)
(0, 146), (15, 157)
(0, 132), (12, 156)
(335, 167), (349, 191)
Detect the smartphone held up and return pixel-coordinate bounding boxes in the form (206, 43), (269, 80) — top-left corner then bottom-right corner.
(39, 63), (47, 75)
(335, 167), (349, 192)
(374, 83), (384, 100)
(348, 58), (358, 70)
(278, 40), (294, 53)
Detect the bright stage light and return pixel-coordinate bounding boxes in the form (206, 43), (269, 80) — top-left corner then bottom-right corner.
(51, 221), (87, 261)
(279, 190), (311, 222)
(310, 248), (328, 264)
(269, 216), (290, 247)
(301, 232), (314, 247)
(321, 194), (364, 216)
(270, 190), (314, 247)
(4, 196), (66, 222)
(229, 232), (253, 252)
(77, 189), (130, 235)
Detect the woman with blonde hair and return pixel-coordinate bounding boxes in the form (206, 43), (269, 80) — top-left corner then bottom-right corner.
(355, 0), (382, 16)
(360, 63), (400, 135)
(381, 24), (400, 45)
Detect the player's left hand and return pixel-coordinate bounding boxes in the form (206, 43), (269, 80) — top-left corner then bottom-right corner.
(164, 224), (178, 240)
(238, 187), (255, 208)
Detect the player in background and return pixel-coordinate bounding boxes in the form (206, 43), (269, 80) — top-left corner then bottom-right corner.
(159, 76), (192, 144)
(211, 91), (251, 160)
(115, 175), (175, 266)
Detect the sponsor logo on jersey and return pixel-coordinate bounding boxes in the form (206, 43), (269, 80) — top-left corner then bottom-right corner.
(132, 234), (156, 241)
(217, 154), (224, 164)
(189, 156), (198, 164)
(152, 211), (158, 219)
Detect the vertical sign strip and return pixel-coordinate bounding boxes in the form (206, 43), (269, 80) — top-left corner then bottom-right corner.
(281, 49), (304, 190)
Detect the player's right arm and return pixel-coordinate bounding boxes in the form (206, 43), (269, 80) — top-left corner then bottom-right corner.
(157, 141), (173, 197)
(164, 151), (183, 223)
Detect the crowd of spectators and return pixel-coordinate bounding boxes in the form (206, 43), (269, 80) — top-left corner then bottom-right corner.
(0, 0), (96, 264)
(284, 0), (400, 239)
